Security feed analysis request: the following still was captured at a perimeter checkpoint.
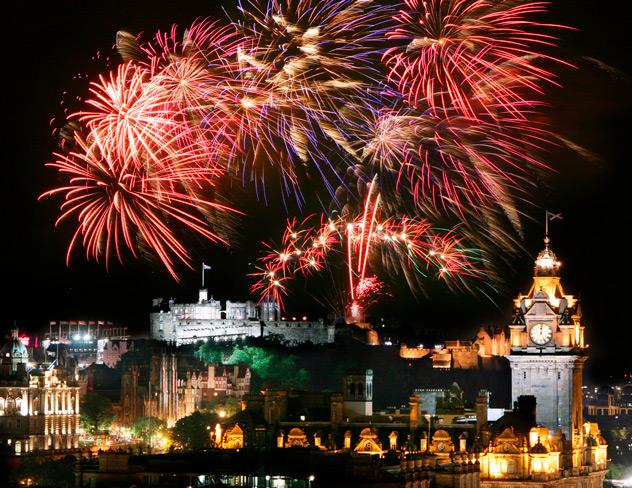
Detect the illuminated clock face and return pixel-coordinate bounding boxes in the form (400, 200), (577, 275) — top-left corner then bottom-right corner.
(530, 323), (553, 345)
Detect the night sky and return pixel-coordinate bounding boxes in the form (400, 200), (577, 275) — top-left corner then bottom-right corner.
(3, 0), (630, 381)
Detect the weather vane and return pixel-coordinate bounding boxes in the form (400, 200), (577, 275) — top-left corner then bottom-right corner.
(545, 210), (563, 242)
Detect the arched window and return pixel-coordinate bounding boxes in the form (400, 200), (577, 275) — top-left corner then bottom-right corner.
(14, 441), (21, 454)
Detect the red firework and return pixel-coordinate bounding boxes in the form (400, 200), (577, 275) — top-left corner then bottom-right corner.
(74, 63), (200, 171)
(41, 135), (239, 280)
(251, 178), (483, 311)
(383, 0), (570, 119)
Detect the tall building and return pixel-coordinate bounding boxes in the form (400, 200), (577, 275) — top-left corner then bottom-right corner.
(150, 289), (334, 345)
(507, 238), (585, 445)
(476, 238), (607, 487)
(120, 346), (251, 427)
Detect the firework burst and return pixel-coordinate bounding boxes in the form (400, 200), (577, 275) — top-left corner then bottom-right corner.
(383, 0), (570, 119)
(233, 0), (391, 190)
(252, 178), (484, 312)
(41, 135), (239, 280)
(355, 102), (552, 226)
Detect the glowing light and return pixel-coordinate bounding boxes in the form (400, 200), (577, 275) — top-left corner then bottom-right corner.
(251, 178), (484, 312)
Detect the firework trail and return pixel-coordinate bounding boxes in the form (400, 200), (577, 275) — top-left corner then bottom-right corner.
(233, 0), (392, 193)
(43, 0), (573, 282)
(251, 178), (484, 312)
(383, 0), (570, 119)
(40, 134), (240, 280)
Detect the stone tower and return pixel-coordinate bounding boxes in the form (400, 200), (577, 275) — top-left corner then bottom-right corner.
(507, 238), (587, 449)
(342, 369), (373, 418)
(260, 299), (280, 321)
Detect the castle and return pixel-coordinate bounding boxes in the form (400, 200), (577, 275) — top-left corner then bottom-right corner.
(149, 289), (335, 345)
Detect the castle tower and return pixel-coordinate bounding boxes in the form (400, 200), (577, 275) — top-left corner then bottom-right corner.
(507, 237), (587, 450)
(342, 369), (373, 418)
(260, 299), (279, 321)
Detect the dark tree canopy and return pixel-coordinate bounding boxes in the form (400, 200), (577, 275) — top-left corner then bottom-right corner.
(80, 392), (115, 434)
(131, 416), (166, 445)
(196, 342), (309, 389)
(171, 411), (217, 450)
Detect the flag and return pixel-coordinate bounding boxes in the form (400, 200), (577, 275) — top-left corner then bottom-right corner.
(546, 211), (563, 221)
(203, 263), (212, 270)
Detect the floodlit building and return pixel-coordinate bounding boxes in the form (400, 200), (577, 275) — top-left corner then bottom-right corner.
(0, 329), (80, 454)
(475, 238), (608, 487)
(150, 289), (335, 345)
(43, 320), (129, 368)
(120, 346), (251, 427)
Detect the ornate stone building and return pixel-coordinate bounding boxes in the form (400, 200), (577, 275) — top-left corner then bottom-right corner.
(120, 349), (251, 427)
(150, 289), (334, 345)
(475, 238), (608, 487)
(0, 330), (80, 454)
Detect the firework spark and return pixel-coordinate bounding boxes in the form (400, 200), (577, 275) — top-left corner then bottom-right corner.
(383, 0), (570, 119)
(41, 135), (240, 280)
(252, 178), (484, 312)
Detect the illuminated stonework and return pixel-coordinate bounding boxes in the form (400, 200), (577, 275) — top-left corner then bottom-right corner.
(476, 238), (607, 488)
(0, 354), (80, 454)
(150, 289), (334, 345)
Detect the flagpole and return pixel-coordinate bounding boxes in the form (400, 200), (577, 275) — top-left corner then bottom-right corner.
(202, 263), (205, 288)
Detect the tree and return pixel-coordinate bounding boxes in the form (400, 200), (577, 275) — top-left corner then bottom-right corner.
(131, 416), (166, 446)
(171, 411), (217, 450)
(80, 393), (114, 434)
(227, 345), (309, 389)
(196, 340), (234, 364)
(206, 396), (241, 418)
(10, 455), (76, 488)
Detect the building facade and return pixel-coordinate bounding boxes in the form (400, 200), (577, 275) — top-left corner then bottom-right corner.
(475, 238), (607, 487)
(0, 330), (80, 454)
(120, 349), (251, 427)
(150, 289), (335, 345)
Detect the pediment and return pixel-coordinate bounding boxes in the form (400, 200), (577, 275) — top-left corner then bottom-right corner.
(354, 437), (383, 454)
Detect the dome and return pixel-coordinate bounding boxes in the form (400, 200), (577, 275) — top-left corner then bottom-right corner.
(359, 427), (378, 438)
(433, 429), (451, 440)
(1, 330), (28, 361)
(531, 441), (548, 454)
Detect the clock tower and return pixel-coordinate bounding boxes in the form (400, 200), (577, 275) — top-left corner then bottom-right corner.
(507, 237), (587, 450)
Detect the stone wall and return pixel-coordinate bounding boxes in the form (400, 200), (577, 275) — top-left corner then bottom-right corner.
(263, 320), (335, 345)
